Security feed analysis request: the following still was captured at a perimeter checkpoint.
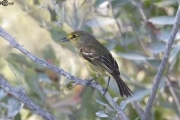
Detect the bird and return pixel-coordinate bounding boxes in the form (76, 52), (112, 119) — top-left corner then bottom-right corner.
(60, 31), (132, 97)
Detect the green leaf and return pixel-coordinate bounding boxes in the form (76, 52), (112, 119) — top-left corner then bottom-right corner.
(7, 98), (24, 118)
(158, 29), (180, 41)
(169, 45), (180, 63)
(149, 16), (175, 25)
(147, 59), (161, 68)
(169, 45), (180, 70)
(0, 89), (7, 100)
(113, 97), (118, 102)
(111, 0), (130, 8)
(49, 27), (67, 42)
(118, 53), (149, 61)
(120, 101), (127, 110)
(154, 0), (177, 7)
(96, 111), (109, 118)
(95, 99), (114, 111)
(7, 53), (30, 66)
(124, 89), (151, 103)
(24, 69), (45, 103)
(123, 78), (166, 103)
(148, 41), (166, 54)
(94, 0), (109, 7)
(6, 53), (41, 70)
(42, 45), (56, 60)
(14, 113), (21, 120)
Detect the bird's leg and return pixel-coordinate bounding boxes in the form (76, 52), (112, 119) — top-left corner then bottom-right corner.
(68, 76), (99, 93)
(84, 76), (99, 92)
(86, 76), (99, 86)
(103, 77), (110, 96)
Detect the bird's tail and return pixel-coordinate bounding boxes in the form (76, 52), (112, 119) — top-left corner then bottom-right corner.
(112, 74), (132, 97)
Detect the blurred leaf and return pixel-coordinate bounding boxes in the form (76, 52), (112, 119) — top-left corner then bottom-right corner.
(123, 89), (151, 103)
(119, 101), (127, 110)
(118, 53), (149, 61)
(7, 53), (30, 66)
(95, 111), (108, 118)
(6, 53), (41, 70)
(158, 29), (180, 41)
(49, 27), (67, 42)
(95, 98), (108, 106)
(113, 97), (118, 102)
(124, 78), (166, 104)
(149, 16), (175, 25)
(169, 45), (180, 70)
(154, 106), (177, 120)
(77, 88), (97, 120)
(147, 59), (161, 68)
(14, 113), (21, 120)
(7, 98), (24, 118)
(0, 89), (7, 100)
(169, 45), (180, 63)
(154, 0), (177, 7)
(85, 17), (115, 28)
(54, 4), (62, 17)
(24, 69), (45, 103)
(94, 0), (110, 7)
(111, 0), (130, 7)
(42, 45), (56, 60)
(95, 99), (114, 111)
(148, 41), (166, 54)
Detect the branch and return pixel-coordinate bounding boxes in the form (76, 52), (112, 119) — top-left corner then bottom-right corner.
(142, 4), (180, 120)
(131, 0), (148, 22)
(131, 102), (144, 119)
(0, 76), (56, 120)
(0, 27), (129, 120)
(166, 76), (180, 115)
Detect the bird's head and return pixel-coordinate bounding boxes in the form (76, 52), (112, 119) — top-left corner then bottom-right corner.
(60, 31), (91, 48)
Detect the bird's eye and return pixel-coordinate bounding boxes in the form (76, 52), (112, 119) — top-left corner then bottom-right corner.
(72, 34), (78, 38)
(67, 33), (79, 40)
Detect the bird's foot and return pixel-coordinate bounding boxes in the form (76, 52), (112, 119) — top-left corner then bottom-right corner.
(84, 76), (99, 93)
(84, 78), (95, 92)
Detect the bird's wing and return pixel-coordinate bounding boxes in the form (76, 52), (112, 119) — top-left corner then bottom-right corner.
(80, 45), (120, 75)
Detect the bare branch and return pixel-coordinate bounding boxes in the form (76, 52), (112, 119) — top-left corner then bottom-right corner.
(142, 4), (180, 120)
(0, 27), (129, 120)
(166, 76), (180, 115)
(131, 102), (144, 119)
(0, 76), (56, 120)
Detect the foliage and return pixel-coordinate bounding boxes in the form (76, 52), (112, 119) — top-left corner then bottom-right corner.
(0, 0), (180, 119)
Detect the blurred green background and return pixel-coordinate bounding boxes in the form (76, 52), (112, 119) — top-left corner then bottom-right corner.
(0, 0), (180, 120)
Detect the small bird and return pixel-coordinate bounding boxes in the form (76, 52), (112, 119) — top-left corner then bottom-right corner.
(60, 31), (132, 97)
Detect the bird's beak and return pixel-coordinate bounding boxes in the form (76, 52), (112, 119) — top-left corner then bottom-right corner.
(60, 37), (69, 42)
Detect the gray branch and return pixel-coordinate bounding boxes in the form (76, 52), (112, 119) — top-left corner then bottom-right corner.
(131, 102), (144, 119)
(0, 76), (56, 120)
(142, 4), (180, 120)
(0, 27), (129, 120)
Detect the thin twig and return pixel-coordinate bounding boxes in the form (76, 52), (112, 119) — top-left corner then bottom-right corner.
(0, 76), (56, 120)
(131, 0), (148, 22)
(131, 101), (144, 119)
(0, 27), (130, 120)
(166, 76), (180, 115)
(142, 4), (180, 120)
